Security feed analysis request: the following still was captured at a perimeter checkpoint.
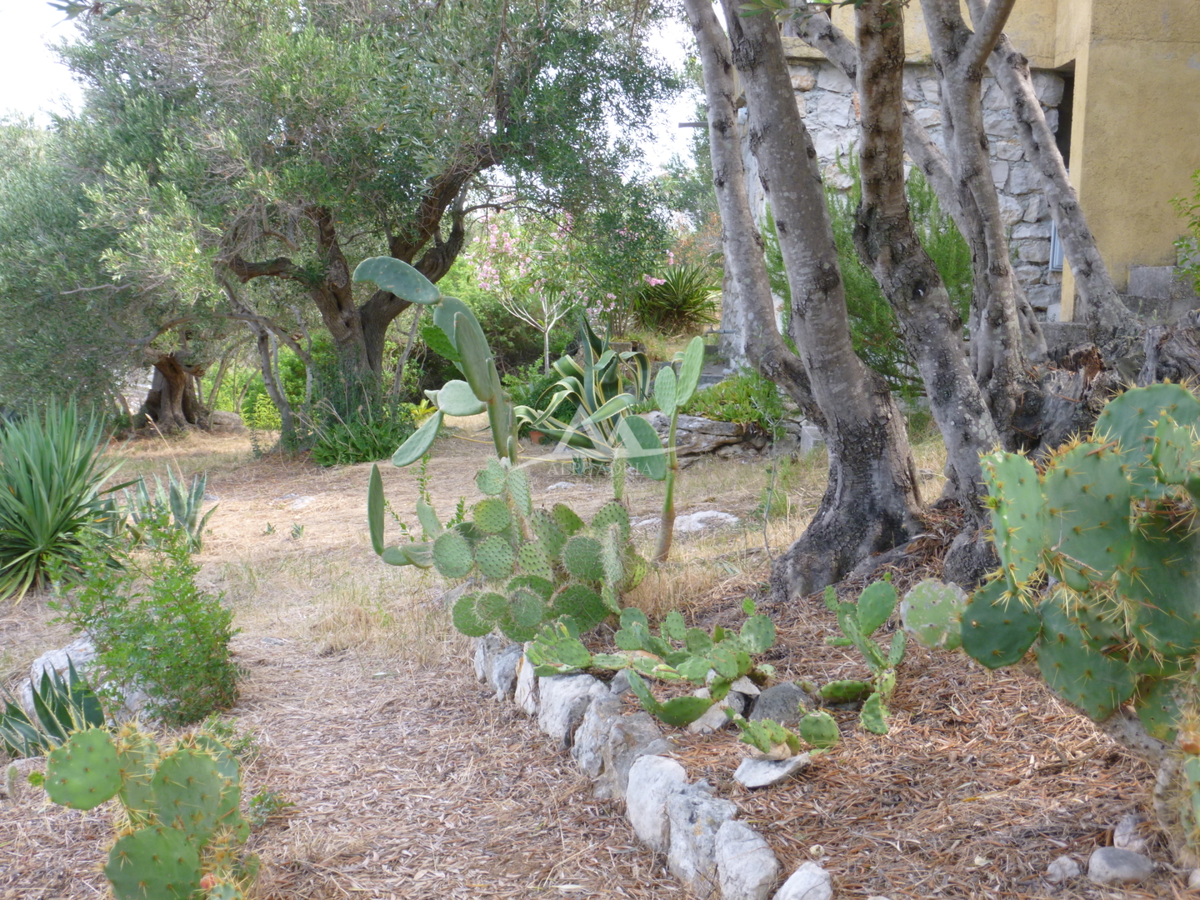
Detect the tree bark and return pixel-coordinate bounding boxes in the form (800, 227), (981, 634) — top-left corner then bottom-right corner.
(698, 0), (923, 598)
(853, 0), (999, 514)
(142, 352), (204, 432)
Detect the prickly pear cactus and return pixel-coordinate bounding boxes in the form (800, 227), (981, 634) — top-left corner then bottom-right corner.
(964, 384), (1200, 854)
(899, 579), (965, 650)
(42, 725), (258, 900)
(799, 711), (840, 749)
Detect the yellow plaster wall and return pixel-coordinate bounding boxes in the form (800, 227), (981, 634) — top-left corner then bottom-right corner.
(1063, 0), (1200, 310)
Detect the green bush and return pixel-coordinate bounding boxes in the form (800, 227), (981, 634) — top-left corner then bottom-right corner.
(681, 369), (786, 436)
(632, 263), (720, 334)
(52, 521), (239, 726)
(310, 400), (417, 467)
(0, 400), (123, 601)
(1175, 167), (1200, 295)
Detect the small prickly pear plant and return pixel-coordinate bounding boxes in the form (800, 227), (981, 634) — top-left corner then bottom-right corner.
(726, 714), (803, 759)
(527, 598), (777, 727)
(821, 580), (906, 735)
(959, 383), (1200, 857)
(31, 724), (258, 900)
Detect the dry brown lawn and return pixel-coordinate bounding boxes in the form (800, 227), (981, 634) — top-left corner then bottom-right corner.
(0, 421), (1189, 899)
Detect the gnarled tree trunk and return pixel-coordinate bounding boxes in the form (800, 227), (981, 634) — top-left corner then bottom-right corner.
(688, 0), (923, 600)
(142, 352), (204, 432)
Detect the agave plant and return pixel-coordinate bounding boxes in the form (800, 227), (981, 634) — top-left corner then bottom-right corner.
(121, 466), (217, 551)
(632, 264), (720, 334)
(0, 401), (126, 601)
(1, 658), (106, 758)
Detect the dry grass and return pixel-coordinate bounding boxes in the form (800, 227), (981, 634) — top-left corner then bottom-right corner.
(1, 422), (1191, 898)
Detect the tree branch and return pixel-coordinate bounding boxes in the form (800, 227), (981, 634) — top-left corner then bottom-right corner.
(964, 0), (1017, 73)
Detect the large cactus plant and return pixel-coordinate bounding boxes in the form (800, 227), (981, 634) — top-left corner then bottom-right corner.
(960, 383), (1200, 848)
(358, 258), (658, 640)
(35, 724), (257, 900)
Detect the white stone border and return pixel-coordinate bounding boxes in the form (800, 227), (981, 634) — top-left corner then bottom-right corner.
(473, 637), (842, 900)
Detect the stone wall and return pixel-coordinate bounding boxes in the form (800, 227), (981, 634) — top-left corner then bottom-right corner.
(741, 59), (1067, 320)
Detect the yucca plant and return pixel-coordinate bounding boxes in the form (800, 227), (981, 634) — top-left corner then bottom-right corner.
(0, 401), (125, 601)
(632, 264), (720, 334)
(1, 657), (106, 758)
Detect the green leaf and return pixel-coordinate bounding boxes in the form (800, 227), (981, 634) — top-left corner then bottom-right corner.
(675, 337), (705, 406)
(421, 325), (461, 364)
(655, 365), (678, 417)
(437, 380), (487, 417)
(392, 411), (443, 467)
(617, 415), (666, 481)
(352, 257), (440, 304)
(656, 695), (714, 727)
(368, 465), (386, 556)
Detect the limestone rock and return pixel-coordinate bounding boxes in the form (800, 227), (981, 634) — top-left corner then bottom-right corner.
(514, 653), (539, 716)
(538, 674), (609, 749)
(573, 694), (625, 781)
(733, 754), (811, 790)
(1087, 847), (1154, 885)
(715, 820), (780, 900)
(473, 634), (507, 683)
(1113, 814), (1148, 853)
(1045, 855), (1081, 883)
(207, 410), (246, 432)
(666, 781), (737, 899)
(626, 755), (688, 853)
(489, 643), (523, 701)
(748, 683), (811, 726)
(774, 861), (833, 900)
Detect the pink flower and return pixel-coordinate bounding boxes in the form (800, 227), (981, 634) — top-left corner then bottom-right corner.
(642, 274), (666, 286)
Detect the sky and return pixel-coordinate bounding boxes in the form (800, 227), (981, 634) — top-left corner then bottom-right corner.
(0, 3), (699, 170)
(0, 2), (85, 124)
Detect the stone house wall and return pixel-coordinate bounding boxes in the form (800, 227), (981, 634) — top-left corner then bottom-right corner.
(741, 58), (1068, 321)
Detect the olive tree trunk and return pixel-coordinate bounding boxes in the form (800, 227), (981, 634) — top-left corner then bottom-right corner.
(688, 0), (924, 599)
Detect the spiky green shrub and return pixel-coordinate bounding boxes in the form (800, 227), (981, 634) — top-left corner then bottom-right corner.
(32, 724), (258, 899)
(52, 522), (239, 726)
(1, 658), (105, 758)
(0, 400), (124, 601)
(961, 383), (1200, 850)
(632, 264), (720, 334)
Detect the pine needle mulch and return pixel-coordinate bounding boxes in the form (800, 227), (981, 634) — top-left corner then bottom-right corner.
(1, 428), (1196, 899)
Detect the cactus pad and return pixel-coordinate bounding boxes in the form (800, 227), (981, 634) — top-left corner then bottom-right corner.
(961, 578), (1042, 669)
(1120, 510), (1200, 657)
(509, 588), (548, 631)
(562, 535), (604, 582)
(114, 727), (159, 824)
(432, 530), (473, 579)
(505, 468), (533, 518)
(591, 501), (631, 543)
(1036, 597), (1137, 721)
(799, 711), (840, 749)
(551, 503), (585, 536)
(507, 574), (554, 601)
(45, 727), (121, 810)
(474, 535), (516, 581)
(899, 579), (965, 650)
(472, 498), (511, 534)
(149, 749), (227, 844)
(477, 592), (509, 622)
(517, 541), (555, 582)
(1096, 382), (1200, 463)
(476, 459), (507, 496)
(1135, 677), (1181, 742)
(982, 451), (1046, 589)
(529, 510), (567, 561)
(856, 580), (897, 636)
(1041, 443), (1134, 585)
(859, 692), (889, 735)
(551, 585), (609, 632)
(599, 526), (625, 587)
(105, 825), (201, 900)
(452, 594), (492, 637)
(819, 679), (873, 703)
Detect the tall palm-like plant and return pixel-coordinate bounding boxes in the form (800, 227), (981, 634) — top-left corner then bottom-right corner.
(0, 401), (124, 601)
